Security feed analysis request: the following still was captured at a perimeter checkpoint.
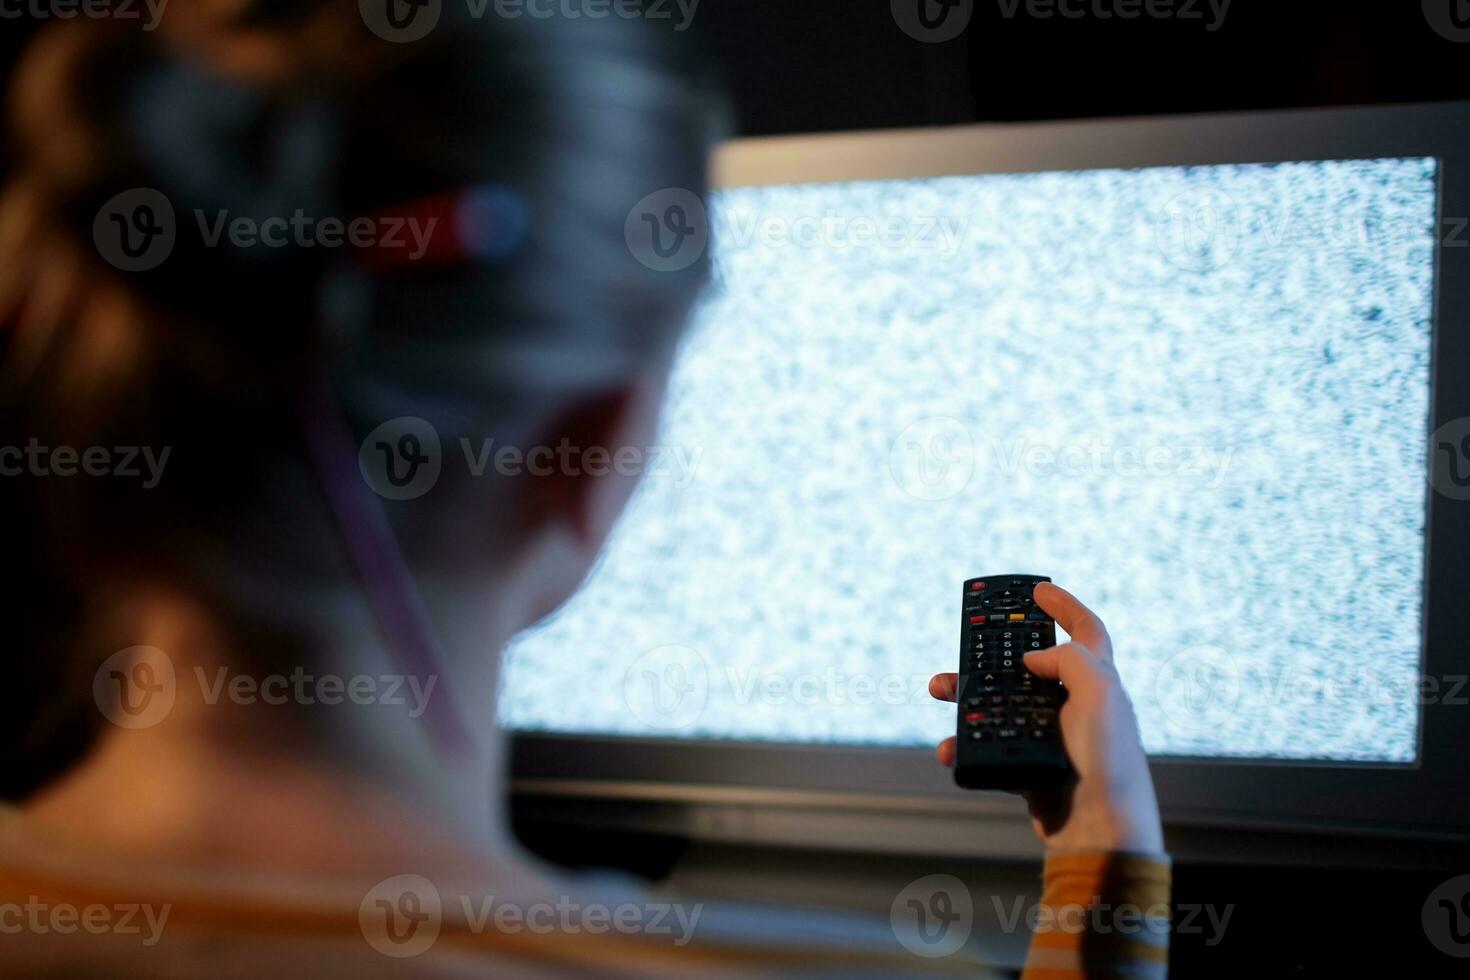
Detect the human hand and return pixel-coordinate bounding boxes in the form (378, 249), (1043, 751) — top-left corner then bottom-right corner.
(930, 582), (1164, 854)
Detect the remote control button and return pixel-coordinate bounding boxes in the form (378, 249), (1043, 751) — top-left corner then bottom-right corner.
(1029, 728), (1050, 740)
(971, 581), (985, 591)
(1009, 613), (1025, 621)
(964, 711), (987, 725)
(970, 730), (987, 741)
(998, 728), (1021, 739)
(1028, 612), (1046, 620)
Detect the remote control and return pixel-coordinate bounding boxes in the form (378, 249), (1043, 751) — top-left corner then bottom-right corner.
(954, 575), (1072, 791)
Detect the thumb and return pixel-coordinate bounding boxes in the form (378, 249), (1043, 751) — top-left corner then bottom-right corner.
(1023, 642), (1109, 694)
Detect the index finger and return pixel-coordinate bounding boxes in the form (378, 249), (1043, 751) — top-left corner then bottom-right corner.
(928, 673), (959, 702)
(1033, 582), (1113, 663)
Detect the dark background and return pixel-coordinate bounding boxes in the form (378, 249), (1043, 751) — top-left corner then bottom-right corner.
(691, 0), (1470, 134)
(5, 3), (1470, 143)
(5, 2), (1470, 976)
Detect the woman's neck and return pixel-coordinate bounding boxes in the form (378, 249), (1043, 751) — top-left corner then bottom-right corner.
(21, 580), (529, 881)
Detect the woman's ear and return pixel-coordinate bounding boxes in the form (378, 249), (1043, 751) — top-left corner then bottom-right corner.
(514, 369), (669, 555)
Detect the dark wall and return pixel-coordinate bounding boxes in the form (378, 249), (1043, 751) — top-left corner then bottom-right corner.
(690, 1), (1470, 133)
(4, 3), (1470, 150)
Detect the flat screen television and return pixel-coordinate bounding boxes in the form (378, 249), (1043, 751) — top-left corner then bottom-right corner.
(503, 102), (1470, 847)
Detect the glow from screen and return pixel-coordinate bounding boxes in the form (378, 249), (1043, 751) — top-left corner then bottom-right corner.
(500, 157), (1437, 762)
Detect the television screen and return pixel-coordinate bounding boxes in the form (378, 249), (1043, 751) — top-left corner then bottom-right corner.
(501, 157), (1438, 763)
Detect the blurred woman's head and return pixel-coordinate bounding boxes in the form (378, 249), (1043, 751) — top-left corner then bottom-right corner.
(0, 1), (726, 795)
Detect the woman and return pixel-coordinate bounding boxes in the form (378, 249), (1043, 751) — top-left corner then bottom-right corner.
(0, 2), (1169, 975)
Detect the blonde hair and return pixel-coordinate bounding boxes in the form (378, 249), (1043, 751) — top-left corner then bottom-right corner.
(0, 1), (726, 797)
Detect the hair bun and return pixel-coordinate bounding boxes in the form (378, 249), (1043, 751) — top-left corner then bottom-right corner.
(106, 46), (345, 339)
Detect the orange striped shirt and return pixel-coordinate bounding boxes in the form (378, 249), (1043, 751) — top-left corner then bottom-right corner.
(0, 814), (1169, 977)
